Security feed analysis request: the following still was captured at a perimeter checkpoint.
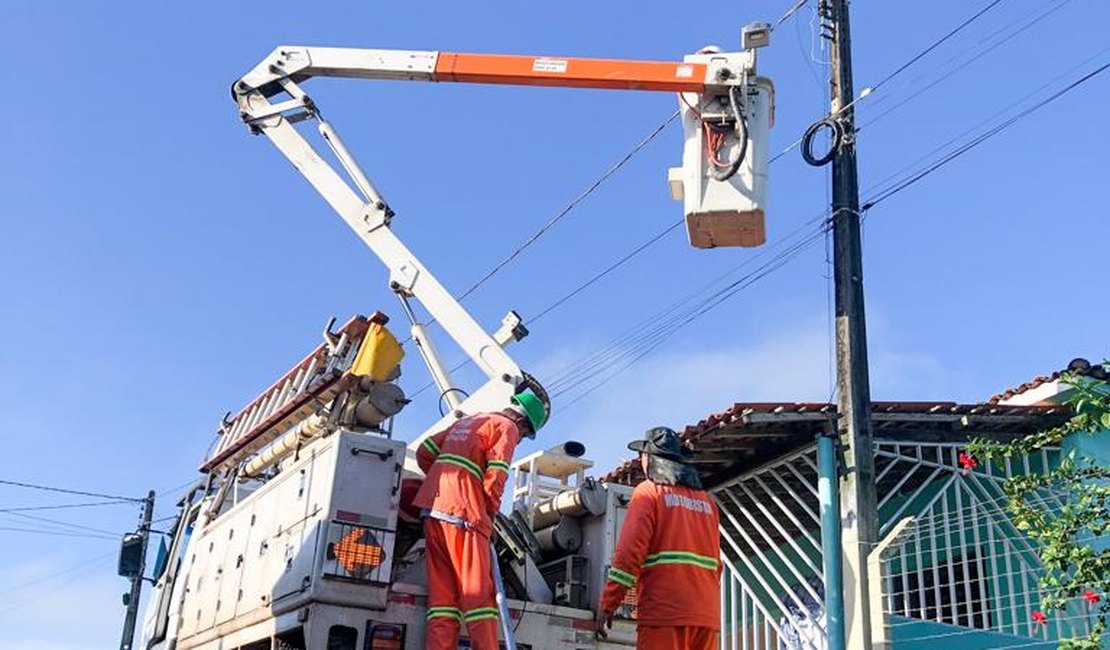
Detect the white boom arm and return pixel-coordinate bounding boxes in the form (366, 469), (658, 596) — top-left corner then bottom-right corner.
(233, 45), (768, 447)
(233, 49), (535, 448)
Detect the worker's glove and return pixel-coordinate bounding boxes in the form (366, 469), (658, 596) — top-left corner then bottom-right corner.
(594, 609), (614, 639)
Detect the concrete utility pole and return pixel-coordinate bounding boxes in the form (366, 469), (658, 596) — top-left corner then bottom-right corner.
(120, 490), (155, 650)
(826, 0), (878, 648)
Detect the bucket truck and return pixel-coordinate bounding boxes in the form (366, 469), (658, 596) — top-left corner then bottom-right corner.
(135, 32), (774, 650)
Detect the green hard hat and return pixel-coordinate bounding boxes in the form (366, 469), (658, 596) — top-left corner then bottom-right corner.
(511, 391), (548, 435)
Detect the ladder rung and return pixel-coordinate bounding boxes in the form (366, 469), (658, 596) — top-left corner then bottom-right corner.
(274, 377), (296, 411)
(220, 413), (249, 452)
(229, 408), (250, 441)
(257, 387), (280, 423)
(298, 357), (320, 392)
(242, 403), (263, 436)
(289, 367), (307, 398)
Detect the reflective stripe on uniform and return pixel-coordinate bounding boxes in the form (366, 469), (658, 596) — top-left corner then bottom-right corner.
(422, 438), (440, 456)
(427, 606), (462, 621)
(607, 566), (636, 588)
(486, 459), (510, 474)
(643, 550), (718, 571)
(464, 607), (500, 622)
(436, 453), (483, 480)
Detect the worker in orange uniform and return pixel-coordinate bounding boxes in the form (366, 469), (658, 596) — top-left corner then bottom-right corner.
(596, 426), (721, 649)
(414, 391), (548, 650)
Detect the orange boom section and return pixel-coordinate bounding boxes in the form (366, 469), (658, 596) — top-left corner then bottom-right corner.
(434, 52), (709, 92)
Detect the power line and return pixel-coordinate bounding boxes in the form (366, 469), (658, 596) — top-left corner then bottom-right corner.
(0, 554), (115, 616)
(544, 57), (1109, 408)
(861, 44), (1109, 198)
(0, 552), (115, 599)
(772, 0), (811, 31)
(545, 210), (830, 394)
(0, 478), (142, 502)
(156, 476), (201, 499)
(552, 222), (830, 407)
(405, 218), (686, 400)
(1, 511), (120, 537)
(458, 110), (681, 301)
(859, 0), (1080, 129)
(778, 0), (1065, 162)
(543, 207), (831, 389)
(532, 219), (685, 323)
(0, 526), (116, 540)
(862, 60), (1110, 210)
(869, 0), (1009, 94)
(406, 8), (1103, 410)
(0, 500), (134, 513)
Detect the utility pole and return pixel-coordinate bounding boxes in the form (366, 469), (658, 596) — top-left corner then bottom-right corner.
(825, 0), (878, 648)
(120, 490), (155, 650)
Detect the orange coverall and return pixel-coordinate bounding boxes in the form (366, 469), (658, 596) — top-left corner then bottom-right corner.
(413, 413), (521, 650)
(599, 480), (722, 650)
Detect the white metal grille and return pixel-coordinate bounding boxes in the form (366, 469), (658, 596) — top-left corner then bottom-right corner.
(875, 442), (1093, 646)
(711, 440), (1083, 650)
(713, 445), (826, 650)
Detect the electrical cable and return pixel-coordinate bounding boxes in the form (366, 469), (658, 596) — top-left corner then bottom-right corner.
(0, 500), (134, 513)
(543, 207), (831, 387)
(546, 206), (834, 383)
(862, 60), (1110, 210)
(462, 0), (806, 305)
(862, 45), (1110, 199)
(772, 0), (811, 31)
(532, 219), (684, 324)
(407, 10), (1104, 411)
(157, 477), (202, 498)
(0, 554), (115, 616)
(1, 511), (119, 537)
(0, 526), (116, 540)
(707, 86), (750, 181)
(550, 219), (831, 406)
(786, 0), (1050, 163)
(0, 478), (142, 502)
(801, 117), (842, 166)
(868, 0), (1009, 94)
(404, 219), (686, 400)
(399, 0), (813, 400)
(546, 57), (1109, 406)
(859, 0), (1079, 129)
(458, 111), (681, 301)
(544, 218), (827, 394)
(0, 552), (115, 599)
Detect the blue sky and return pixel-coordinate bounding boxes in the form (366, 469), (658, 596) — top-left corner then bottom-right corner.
(1, 1), (1107, 647)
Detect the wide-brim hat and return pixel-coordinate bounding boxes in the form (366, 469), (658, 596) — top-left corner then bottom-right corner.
(628, 426), (693, 462)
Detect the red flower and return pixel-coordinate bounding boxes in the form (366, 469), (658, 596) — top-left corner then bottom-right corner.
(1031, 611), (1047, 625)
(1084, 590), (1101, 605)
(958, 452), (978, 476)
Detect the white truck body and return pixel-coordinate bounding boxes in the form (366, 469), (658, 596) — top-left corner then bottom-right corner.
(140, 428), (637, 650)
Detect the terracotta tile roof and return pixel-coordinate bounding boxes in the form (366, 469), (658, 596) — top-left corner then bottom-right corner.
(986, 358), (1110, 404)
(986, 371), (1064, 405)
(602, 400), (1070, 488)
